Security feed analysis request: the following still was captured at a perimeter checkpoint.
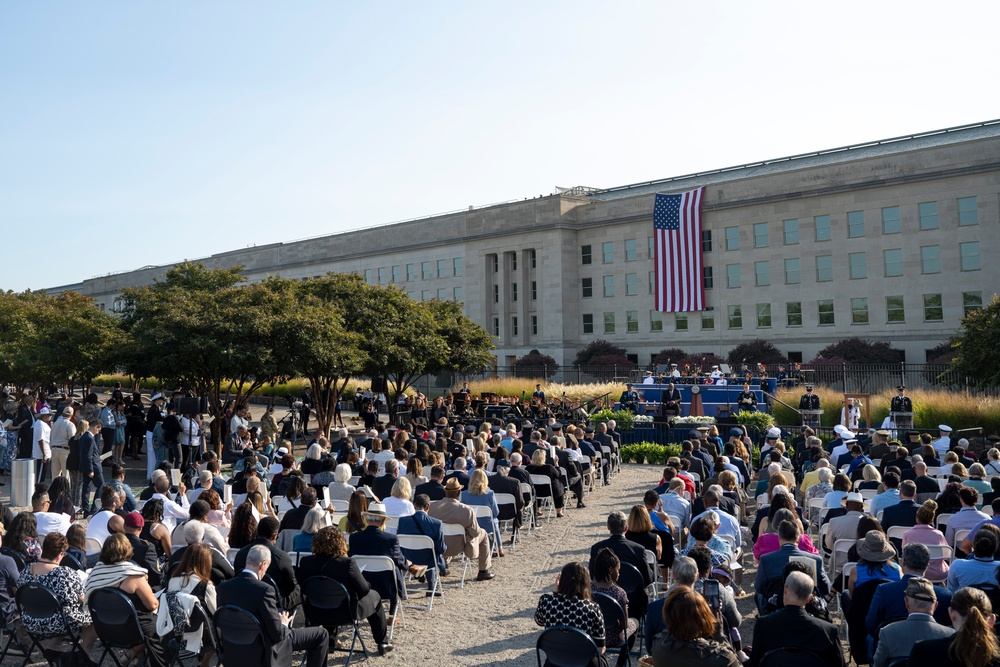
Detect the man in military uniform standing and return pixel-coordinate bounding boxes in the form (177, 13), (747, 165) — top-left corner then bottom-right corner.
(661, 383), (682, 417)
(799, 384), (820, 410)
(736, 383), (757, 413)
(891, 385), (912, 415)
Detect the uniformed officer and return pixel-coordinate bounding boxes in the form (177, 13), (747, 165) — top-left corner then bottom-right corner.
(736, 383), (757, 412)
(890, 385), (913, 414)
(799, 384), (820, 410)
(620, 385), (640, 413)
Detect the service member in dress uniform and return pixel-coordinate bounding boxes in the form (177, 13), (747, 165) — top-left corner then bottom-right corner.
(890, 385), (912, 414)
(736, 383), (757, 412)
(620, 386), (640, 413)
(799, 384), (820, 410)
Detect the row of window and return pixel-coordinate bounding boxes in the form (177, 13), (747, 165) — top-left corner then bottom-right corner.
(491, 315), (539, 338)
(581, 292), (984, 334)
(488, 250), (538, 272)
(491, 281), (539, 303)
(581, 197), (984, 265)
(364, 257), (464, 285)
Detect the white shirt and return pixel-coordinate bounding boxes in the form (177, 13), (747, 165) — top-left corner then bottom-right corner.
(841, 406), (861, 431)
(179, 416), (200, 446)
(831, 442), (851, 463)
(710, 370), (722, 379)
(86, 509), (115, 546)
(382, 497), (415, 532)
(32, 420), (51, 460)
(153, 491), (190, 533)
(34, 511), (71, 536)
(933, 436), (951, 457)
(716, 378), (727, 386)
(670, 370), (681, 378)
(230, 415), (249, 437)
(49, 417), (76, 450)
(642, 376), (655, 385)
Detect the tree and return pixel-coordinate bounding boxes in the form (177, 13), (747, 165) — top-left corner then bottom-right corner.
(951, 294), (1000, 387)
(573, 340), (627, 367)
(727, 339), (789, 366)
(816, 337), (904, 364)
(652, 348), (689, 366)
(512, 353), (559, 378)
(422, 299), (495, 376)
(587, 354), (634, 367)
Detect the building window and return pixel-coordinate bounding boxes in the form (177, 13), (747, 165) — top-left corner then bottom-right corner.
(648, 271), (655, 294)
(406, 263), (416, 281)
(531, 281), (537, 300)
(453, 286), (463, 301)
(883, 249), (903, 277)
(581, 245), (592, 265)
(702, 230), (713, 252)
(437, 259), (447, 278)
(725, 226), (740, 251)
(753, 222), (769, 248)
(582, 314), (594, 334)
(728, 305), (743, 329)
(650, 310), (663, 332)
(582, 278), (593, 298)
(963, 291), (983, 315)
(726, 263), (741, 288)
(364, 269), (374, 284)
(851, 297), (869, 324)
(701, 308), (715, 330)
(847, 211), (865, 238)
(625, 273), (638, 296)
(421, 261), (431, 280)
(603, 275), (614, 297)
(756, 303), (772, 328)
(419, 290), (430, 301)
(921, 245), (941, 274)
(604, 312), (616, 334)
(818, 300), (835, 325)
(886, 295), (905, 323)
(391, 265), (401, 283)
(703, 266), (714, 289)
(492, 255), (499, 273)
(531, 315), (538, 335)
(923, 294), (943, 322)
(510, 253), (517, 271)
(453, 257), (463, 277)
(675, 313), (688, 331)
(625, 239), (637, 261)
(816, 255), (833, 282)
(511, 283), (518, 302)
(436, 288), (445, 299)
(960, 242), (981, 271)
(786, 302), (802, 327)
(754, 261), (770, 286)
(530, 249), (537, 269)
(783, 219), (799, 245)
(882, 207), (901, 234)
(511, 316), (518, 336)
(626, 311), (638, 333)
(848, 252), (867, 279)
(602, 242), (614, 264)
(918, 201), (939, 230)
(958, 196), (979, 225)
(648, 236), (655, 259)
(493, 285), (499, 303)
(784, 258), (800, 284)
(814, 214), (831, 241)
(492, 318), (500, 336)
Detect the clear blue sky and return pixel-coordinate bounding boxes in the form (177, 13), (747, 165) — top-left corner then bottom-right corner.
(4, 1), (999, 291)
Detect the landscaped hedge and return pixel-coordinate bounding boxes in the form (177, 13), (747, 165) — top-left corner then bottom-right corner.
(620, 442), (683, 465)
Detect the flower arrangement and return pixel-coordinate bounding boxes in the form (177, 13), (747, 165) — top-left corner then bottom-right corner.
(671, 415), (716, 424)
(633, 415), (654, 424)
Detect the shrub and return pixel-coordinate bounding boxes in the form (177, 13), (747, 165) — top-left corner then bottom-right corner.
(817, 338), (904, 364)
(587, 354), (634, 367)
(589, 408), (635, 431)
(727, 339), (789, 366)
(735, 410), (774, 433)
(574, 340), (627, 367)
(619, 442), (683, 464)
(951, 294), (1000, 388)
(511, 353), (559, 378)
(458, 380), (628, 403)
(652, 348), (688, 366)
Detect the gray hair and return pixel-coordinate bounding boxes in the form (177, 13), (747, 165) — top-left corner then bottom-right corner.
(707, 484), (723, 496)
(607, 511), (627, 535)
(199, 469), (213, 487)
(183, 520), (206, 545)
(334, 463), (352, 484)
(672, 557), (697, 587)
(902, 542), (930, 572)
(817, 467), (833, 483)
(246, 544), (272, 570)
(385, 459), (399, 475)
(510, 452), (522, 465)
(784, 570), (814, 603)
(606, 420), (616, 429)
(306, 443), (323, 460)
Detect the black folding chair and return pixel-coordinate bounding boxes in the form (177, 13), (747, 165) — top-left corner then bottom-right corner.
(301, 576), (369, 667)
(0, 615), (34, 667)
(758, 646), (829, 667)
(15, 583), (86, 667)
(616, 562), (648, 649)
(1, 547), (26, 573)
(60, 551), (85, 572)
(167, 603), (218, 667)
(592, 592), (632, 667)
(213, 605), (274, 667)
(87, 587), (149, 667)
(535, 625), (601, 667)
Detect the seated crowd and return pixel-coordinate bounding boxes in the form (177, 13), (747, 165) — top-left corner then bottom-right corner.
(536, 425), (1000, 667)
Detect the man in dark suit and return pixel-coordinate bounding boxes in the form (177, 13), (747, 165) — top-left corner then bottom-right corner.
(679, 441), (708, 481)
(397, 494), (447, 596)
(121, 511), (162, 587)
(755, 518), (830, 612)
(911, 462), (939, 494)
(882, 481), (920, 531)
(233, 517), (301, 610)
(348, 502), (411, 611)
(866, 542), (953, 633)
(487, 464), (524, 532)
(444, 457), (471, 490)
(589, 512), (652, 617)
(750, 570), (844, 667)
(372, 459), (401, 502)
(414, 465), (447, 501)
(278, 487), (317, 532)
(218, 545), (329, 667)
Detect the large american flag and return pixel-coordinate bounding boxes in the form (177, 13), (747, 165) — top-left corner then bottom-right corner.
(653, 186), (705, 312)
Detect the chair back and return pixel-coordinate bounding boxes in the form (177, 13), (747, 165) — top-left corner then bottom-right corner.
(758, 647), (829, 667)
(214, 604), (268, 664)
(330, 499), (350, 512)
(16, 582), (62, 622)
(535, 625), (600, 667)
(530, 474), (553, 497)
(276, 529), (300, 552)
(0, 547), (26, 572)
(616, 561), (645, 598)
(87, 588), (146, 650)
(61, 551), (85, 571)
(591, 592), (628, 648)
(494, 493), (517, 521)
(301, 575), (354, 627)
(353, 555), (398, 602)
(398, 533), (437, 566)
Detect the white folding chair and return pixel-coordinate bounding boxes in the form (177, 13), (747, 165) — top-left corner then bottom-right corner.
(494, 492), (520, 548)
(473, 505), (501, 557)
(348, 475), (361, 486)
(329, 499), (349, 513)
(924, 544), (953, 581)
(352, 554), (404, 639)
(276, 529), (301, 552)
(530, 474), (556, 523)
(520, 482), (537, 532)
(85, 537), (103, 555)
(886, 525), (910, 544)
(384, 515), (402, 535)
(226, 547), (240, 564)
(643, 549), (662, 599)
(441, 523), (472, 588)
(860, 489), (877, 502)
(954, 529), (971, 555)
(830, 538), (854, 580)
(397, 533), (444, 610)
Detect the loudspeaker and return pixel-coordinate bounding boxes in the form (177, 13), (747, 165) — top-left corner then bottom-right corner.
(485, 406), (507, 420)
(173, 396), (208, 415)
(370, 377), (388, 393)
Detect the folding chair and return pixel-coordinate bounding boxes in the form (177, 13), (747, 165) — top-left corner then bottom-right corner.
(924, 545), (953, 584)
(167, 603), (218, 667)
(494, 492), (520, 549)
(299, 577), (368, 667)
(330, 499), (350, 512)
(935, 513), (955, 533)
(352, 555), (404, 640)
(530, 474), (556, 523)
(758, 646), (829, 667)
(954, 529), (971, 555)
(85, 537), (103, 555)
(592, 592), (632, 667)
(0, 547), (26, 573)
(16, 583), (87, 667)
(643, 550), (662, 599)
(88, 588), (150, 667)
(535, 625), (601, 667)
(520, 482), (538, 532)
(473, 505), (502, 557)
(214, 605), (292, 667)
(440, 523), (472, 588)
(616, 562), (648, 649)
(397, 533), (444, 611)
(276, 529), (301, 552)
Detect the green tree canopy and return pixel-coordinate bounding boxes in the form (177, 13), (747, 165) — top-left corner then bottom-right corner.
(951, 294), (1000, 388)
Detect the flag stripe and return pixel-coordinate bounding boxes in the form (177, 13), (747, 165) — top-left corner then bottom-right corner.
(653, 186), (705, 312)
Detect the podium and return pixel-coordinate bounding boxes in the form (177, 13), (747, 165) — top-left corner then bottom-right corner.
(891, 411), (914, 434)
(801, 409), (823, 430)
